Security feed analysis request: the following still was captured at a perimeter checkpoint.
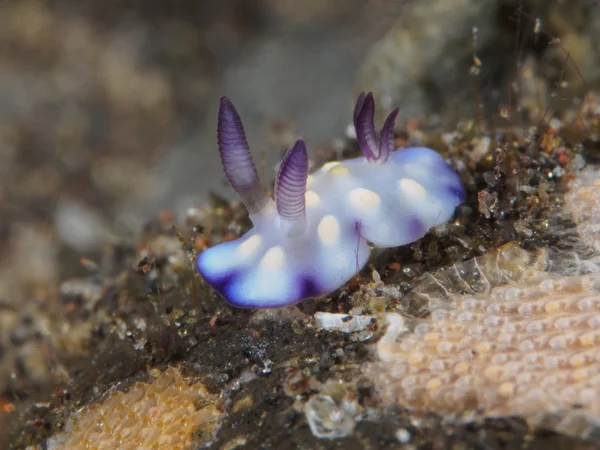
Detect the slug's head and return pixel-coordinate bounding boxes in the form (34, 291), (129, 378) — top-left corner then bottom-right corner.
(197, 97), (371, 308)
(217, 97), (311, 238)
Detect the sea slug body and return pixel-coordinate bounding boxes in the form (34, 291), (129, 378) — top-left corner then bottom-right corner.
(196, 93), (465, 308)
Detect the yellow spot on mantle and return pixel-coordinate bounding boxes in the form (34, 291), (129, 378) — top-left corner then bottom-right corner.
(321, 161), (340, 171)
(398, 178), (427, 200)
(260, 246), (286, 269)
(329, 164), (349, 177)
(238, 234), (262, 258)
(305, 190), (321, 207)
(318, 215), (340, 246)
(348, 188), (380, 213)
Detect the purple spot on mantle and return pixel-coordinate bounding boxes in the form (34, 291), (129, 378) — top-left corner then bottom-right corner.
(196, 255), (238, 297)
(407, 216), (426, 241)
(298, 275), (322, 300)
(447, 184), (466, 205)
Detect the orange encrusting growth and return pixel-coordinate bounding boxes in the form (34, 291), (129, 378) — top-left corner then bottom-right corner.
(46, 367), (222, 450)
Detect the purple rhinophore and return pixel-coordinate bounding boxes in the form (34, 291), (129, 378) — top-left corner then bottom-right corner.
(379, 107), (400, 162)
(353, 91), (400, 163)
(217, 97), (268, 214)
(354, 92), (378, 161)
(275, 139), (309, 221)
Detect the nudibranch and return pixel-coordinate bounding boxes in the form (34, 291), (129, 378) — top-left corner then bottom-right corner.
(196, 93), (465, 308)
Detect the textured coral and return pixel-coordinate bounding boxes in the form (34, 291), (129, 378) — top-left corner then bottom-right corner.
(46, 367), (222, 450)
(370, 167), (600, 441)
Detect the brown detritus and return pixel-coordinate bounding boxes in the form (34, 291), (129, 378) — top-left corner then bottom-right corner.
(0, 397), (15, 414)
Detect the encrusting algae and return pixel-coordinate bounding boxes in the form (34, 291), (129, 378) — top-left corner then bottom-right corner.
(45, 367), (222, 450)
(369, 167), (600, 441)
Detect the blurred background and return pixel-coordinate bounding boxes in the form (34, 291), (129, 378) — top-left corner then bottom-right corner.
(0, 0), (400, 305)
(0, 0), (598, 356)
